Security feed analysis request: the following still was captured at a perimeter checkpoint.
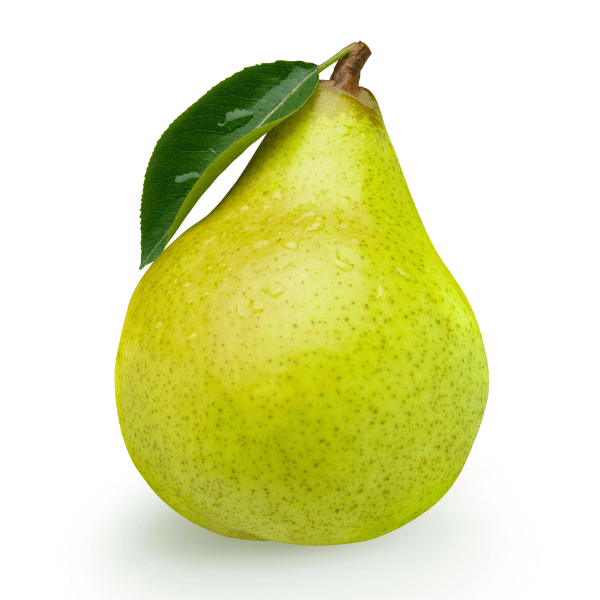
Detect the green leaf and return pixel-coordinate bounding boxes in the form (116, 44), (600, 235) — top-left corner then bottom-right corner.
(139, 60), (319, 268)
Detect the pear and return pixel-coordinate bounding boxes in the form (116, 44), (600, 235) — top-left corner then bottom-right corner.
(115, 45), (488, 546)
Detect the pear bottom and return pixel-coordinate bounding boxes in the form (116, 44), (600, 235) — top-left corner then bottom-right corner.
(123, 425), (470, 546)
(191, 518), (269, 542)
(182, 476), (460, 545)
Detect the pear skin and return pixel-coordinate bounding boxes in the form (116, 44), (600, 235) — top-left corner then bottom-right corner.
(115, 80), (488, 545)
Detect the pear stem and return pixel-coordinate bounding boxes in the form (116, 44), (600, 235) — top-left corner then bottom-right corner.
(330, 41), (371, 96)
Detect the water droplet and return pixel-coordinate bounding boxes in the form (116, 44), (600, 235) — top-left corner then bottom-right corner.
(267, 217), (274, 222)
(202, 291), (209, 298)
(279, 239), (298, 250)
(175, 172), (200, 183)
(346, 244), (364, 258)
(186, 298), (194, 303)
(350, 239), (360, 245)
(240, 205), (249, 212)
(396, 267), (411, 278)
(187, 332), (197, 340)
(272, 190), (283, 201)
(236, 301), (245, 317)
(332, 254), (353, 271)
(154, 321), (163, 329)
(264, 205), (270, 209)
(250, 299), (265, 313)
(253, 240), (269, 249)
(217, 108), (254, 133)
(203, 237), (216, 245)
(304, 221), (323, 232)
(337, 223), (348, 229)
(375, 284), (386, 299)
(184, 282), (191, 287)
(263, 281), (286, 298)
(292, 211), (316, 224)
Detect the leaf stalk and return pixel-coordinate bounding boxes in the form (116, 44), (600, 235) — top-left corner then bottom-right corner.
(317, 43), (357, 73)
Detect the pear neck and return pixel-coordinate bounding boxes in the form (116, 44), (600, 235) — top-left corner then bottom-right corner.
(318, 80), (382, 119)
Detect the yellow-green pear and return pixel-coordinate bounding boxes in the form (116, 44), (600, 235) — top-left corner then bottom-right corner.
(115, 46), (488, 545)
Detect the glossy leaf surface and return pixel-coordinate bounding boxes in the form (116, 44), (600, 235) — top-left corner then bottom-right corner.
(140, 61), (319, 268)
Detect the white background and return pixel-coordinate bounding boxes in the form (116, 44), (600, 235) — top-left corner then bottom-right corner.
(2, 1), (599, 598)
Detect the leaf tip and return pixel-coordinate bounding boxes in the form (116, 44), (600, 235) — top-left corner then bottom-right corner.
(139, 253), (153, 270)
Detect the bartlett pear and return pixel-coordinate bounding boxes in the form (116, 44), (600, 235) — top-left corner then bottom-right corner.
(115, 52), (488, 545)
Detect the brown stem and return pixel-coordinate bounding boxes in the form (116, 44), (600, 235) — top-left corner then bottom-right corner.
(330, 41), (371, 96)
